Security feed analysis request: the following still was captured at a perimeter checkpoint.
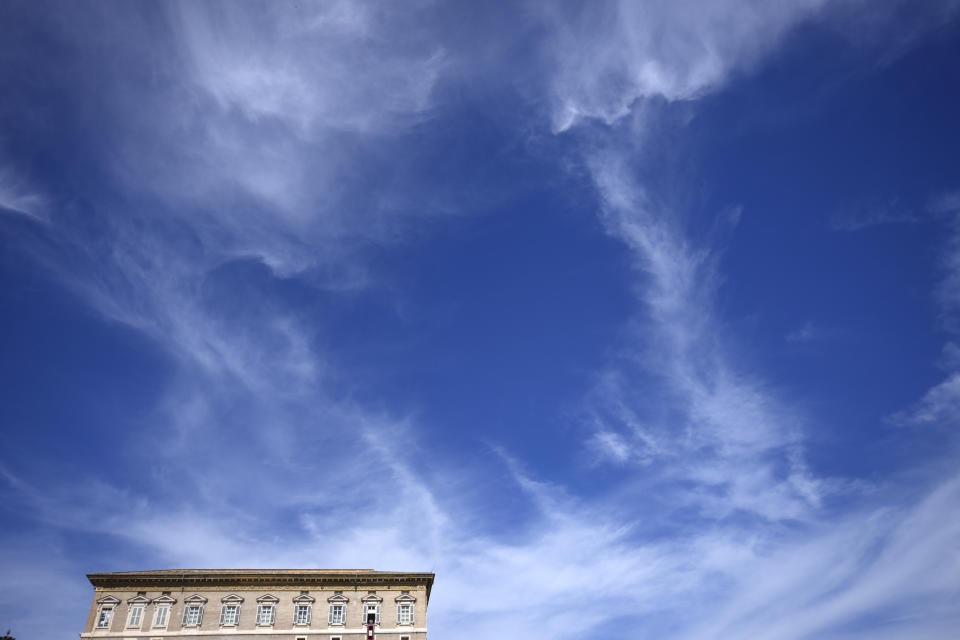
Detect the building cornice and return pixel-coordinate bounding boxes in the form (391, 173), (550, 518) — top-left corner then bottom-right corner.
(86, 569), (435, 602)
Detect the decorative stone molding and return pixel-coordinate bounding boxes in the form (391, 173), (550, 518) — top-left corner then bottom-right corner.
(86, 569), (435, 601)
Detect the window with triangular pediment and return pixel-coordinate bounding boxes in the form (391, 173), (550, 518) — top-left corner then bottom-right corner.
(182, 594), (207, 627)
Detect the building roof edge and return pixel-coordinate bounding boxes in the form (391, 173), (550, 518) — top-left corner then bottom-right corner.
(86, 569), (435, 601)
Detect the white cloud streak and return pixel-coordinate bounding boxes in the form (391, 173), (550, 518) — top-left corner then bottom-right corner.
(546, 4), (960, 637)
(2, 2), (960, 640)
(539, 0), (833, 523)
(17, 0), (452, 415)
(4, 454), (960, 640)
(683, 473), (960, 640)
(0, 163), (46, 221)
(583, 150), (820, 521)
(174, 1), (443, 135)
(543, 0), (829, 131)
(892, 197), (960, 427)
(829, 201), (922, 231)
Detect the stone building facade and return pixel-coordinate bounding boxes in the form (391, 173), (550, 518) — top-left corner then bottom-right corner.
(80, 569), (434, 640)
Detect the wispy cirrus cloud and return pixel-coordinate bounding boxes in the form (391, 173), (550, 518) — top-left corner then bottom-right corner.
(544, 3), (960, 636)
(77, 1), (450, 279)
(545, 0), (960, 526)
(829, 200), (923, 231)
(928, 189), (960, 216)
(2, 2), (960, 640)
(0, 163), (46, 221)
(4, 442), (960, 640)
(934, 193), (960, 324)
(786, 321), (820, 344)
(891, 371), (960, 428)
(536, 0), (831, 521)
(682, 472), (960, 640)
(0, 5), (459, 629)
(580, 148), (821, 522)
(541, 0), (830, 131)
(10, 0), (453, 420)
(829, 189), (960, 232)
(173, 1), (444, 135)
(892, 191), (960, 428)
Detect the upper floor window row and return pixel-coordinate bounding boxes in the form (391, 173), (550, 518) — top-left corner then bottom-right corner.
(95, 595), (175, 630)
(94, 592), (417, 629)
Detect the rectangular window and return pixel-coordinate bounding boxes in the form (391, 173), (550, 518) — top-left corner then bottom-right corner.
(256, 604), (275, 625)
(398, 603), (414, 625)
(127, 605), (144, 627)
(294, 604), (312, 625)
(96, 606), (113, 628)
(153, 605), (169, 627)
(328, 604), (345, 625)
(220, 604), (240, 625)
(363, 604), (381, 624)
(401, 636), (411, 640)
(183, 605), (203, 626)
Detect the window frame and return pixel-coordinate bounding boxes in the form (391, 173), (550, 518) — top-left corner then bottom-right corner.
(151, 594), (176, 629)
(218, 594), (243, 627)
(363, 603), (382, 625)
(94, 595), (120, 630)
(181, 594), (208, 627)
(256, 603), (276, 626)
(360, 592), (383, 626)
(126, 604), (145, 628)
(182, 604), (204, 626)
(328, 603), (345, 625)
(292, 592), (315, 626)
(220, 603), (241, 626)
(255, 593), (279, 626)
(153, 604), (170, 628)
(395, 592), (417, 627)
(96, 606), (114, 629)
(398, 603), (415, 625)
(326, 592), (349, 627)
(294, 604), (312, 625)
(122, 593), (150, 629)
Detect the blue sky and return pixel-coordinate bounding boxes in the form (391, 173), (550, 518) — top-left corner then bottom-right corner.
(2, 1), (960, 638)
